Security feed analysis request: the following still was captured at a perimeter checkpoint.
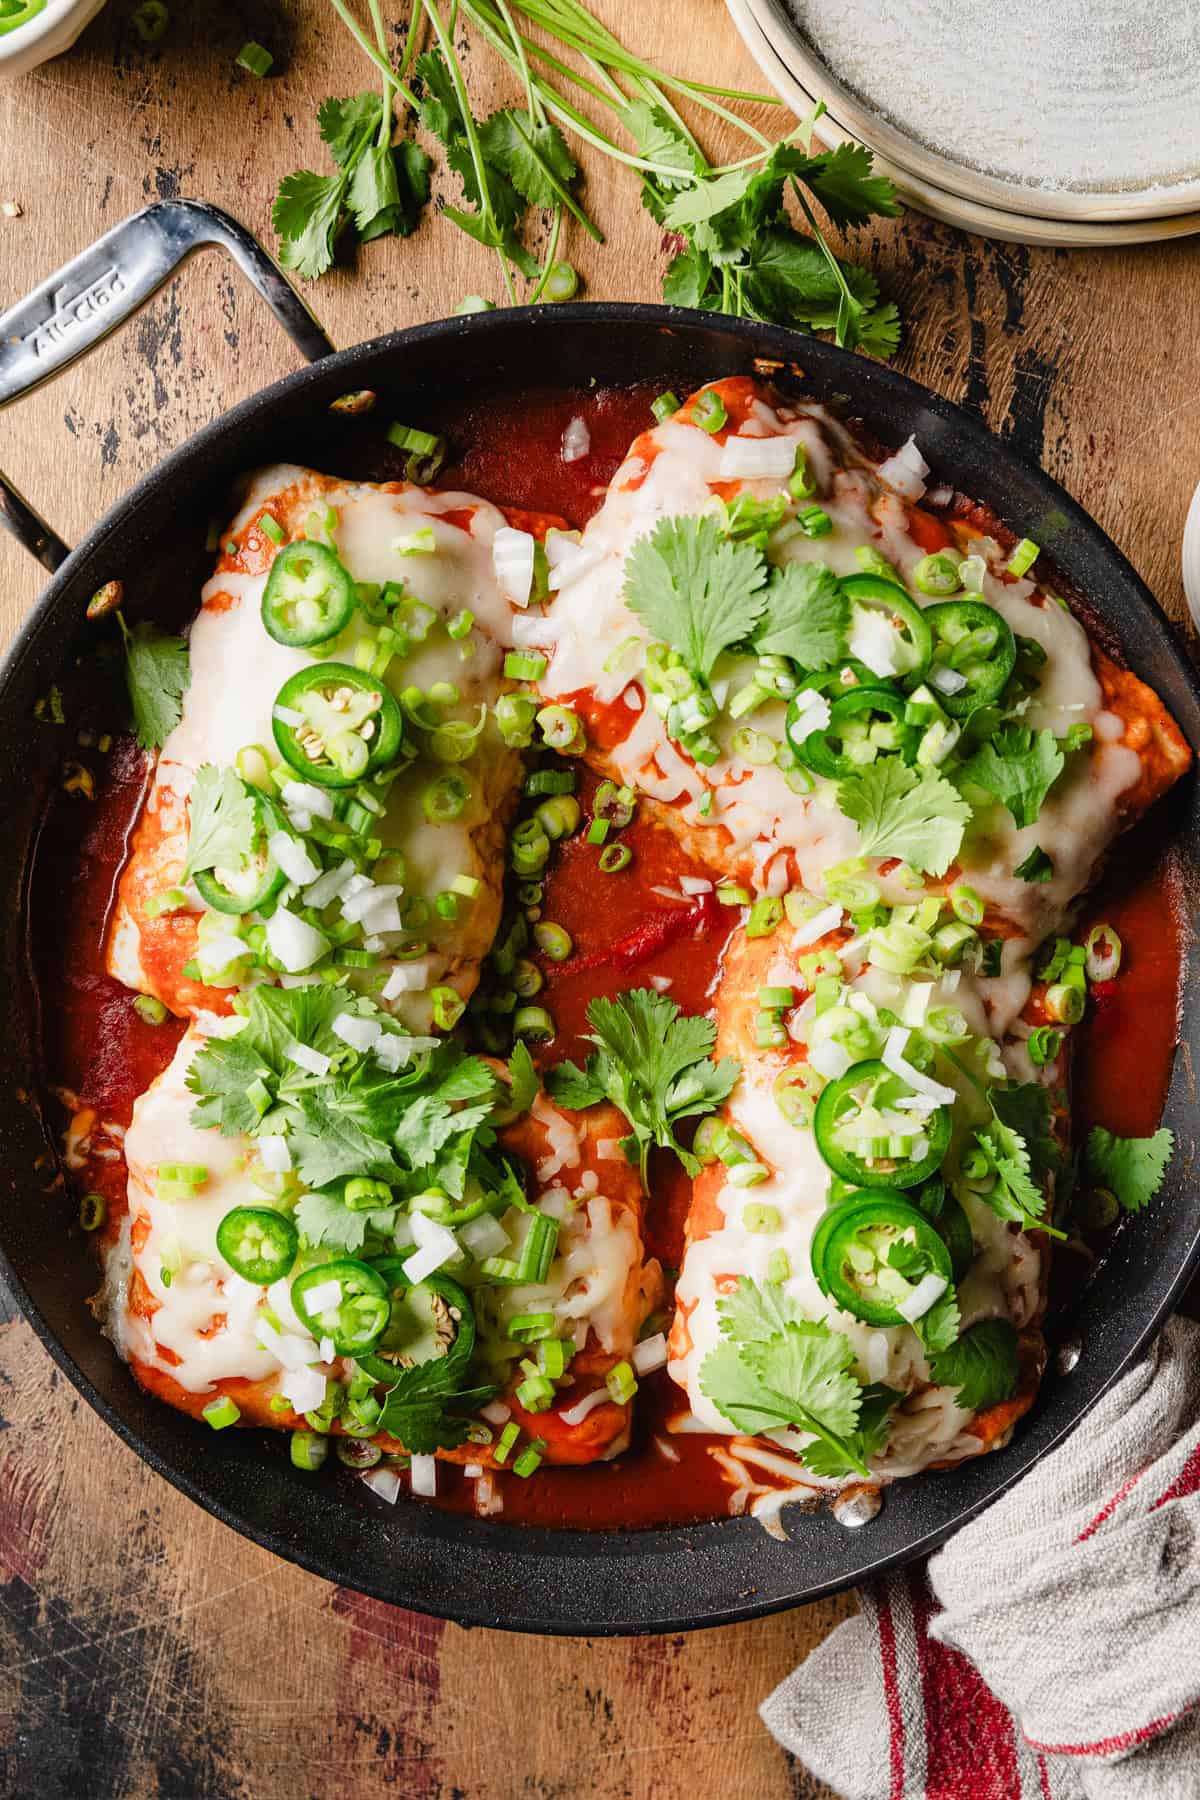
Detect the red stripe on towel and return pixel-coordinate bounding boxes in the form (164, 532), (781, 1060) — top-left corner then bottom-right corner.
(908, 1567), (1020, 1799)
(1026, 1712), (1180, 1758)
(874, 1584), (907, 1800)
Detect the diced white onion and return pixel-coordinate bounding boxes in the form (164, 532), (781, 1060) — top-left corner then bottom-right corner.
(650, 885), (685, 903)
(942, 969), (962, 992)
(460, 1214), (509, 1259)
(382, 961), (433, 999)
(493, 526), (536, 607)
(393, 1213), (415, 1249)
(403, 1211), (459, 1283)
(409, 1453), (438, 1497)
(633, 1333), (668, 1375)
(464, 1463), (484, 1479)
(280, 1364), (327, 1413)
(510, 608), (559, 649)
(897, 1272), (949, 1323)
(547, 541), (605, 592)
(809, 1038), (853, 1080)
(269, 832), (321, 887)
(303, 858), (356, 908)
(849, 605), (903, 678)
(361, 1467), (401, 1504)
(359, 897), (403, 935)
(882, 1026), (958, 1107)
(680, 877), (713, 895)
(930, 665), (969, 696)
(332, 1012), (382, 1053)
(865, 1331), (891, 1383)
(198, 934), (247, 969)
(341, 882), (404, 925)
(788, 695), (831, 742)
(543, 527), (581, 567)
(257, 1321), (321, 1368)
(272, 704), (304, 728)
(791, 902), (843, 947)
(298, 1278), (343, 1314)
(596, 1139), (623, 1162)
(319, 1336), (336, 1363)
(374, 1033), (439, 1071)
(718, 434), (796, 479)
(281, 780), (335, 821)
(876, 434), (929, 501)
(284, 1038), (331, 1077)
(266, 908), (329, 974)
(562, 416), (591, 462)
(257, 1135), (292, 1173)
(927, 484), (952, 507)
(481, 1399), (511, 1426)
(649, 975), (673, 993)
(623, 685), (643, 711)
(560, 1387), (610, 1426)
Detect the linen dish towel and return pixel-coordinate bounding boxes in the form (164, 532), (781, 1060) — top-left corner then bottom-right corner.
(761, 1315), (1200, 1799)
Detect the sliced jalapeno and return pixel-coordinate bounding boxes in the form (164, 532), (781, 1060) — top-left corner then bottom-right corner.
(814, 1058), (951, 1189)
(216, 1206), (299, 1284)
(292, 1257), (390, 1355)
(354, 1265), (475, 1385)
(840, 573), (933, 687)
(811, 1190), (953, 1327)
(923, 600), (1016, 717)
(262, 541), (356, 647)
(790, 685), (917, 779)
(192, 790), (288, 915)
(272, 663), (403, 788)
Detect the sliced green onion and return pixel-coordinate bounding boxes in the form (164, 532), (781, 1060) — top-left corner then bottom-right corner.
(536, 704), (585, 754)
(1007, 538), (1040, 577)
(797, 505), (833, 538)
(493, 1422), (521, 1464)
(544, 262), (579, 302)
(290, 1431), (329, 1470)
(524, 768), (575, 797)
(510, 817), (551, 875)
(717, 883), (751, 907)
(143, 887), (189, 917)
(744, 1202), (781, 1233)
(758, 985), (795, 1010)
(387, 422), (442, 458)
(504, 650), (548, 681)
(202, 1396), (240, 1430)
(1027, 1025), (1064, 1066)
(512, 1437), (546, 1478)
(533, 921), (573, 962)
(773, 1064), (820, 1128)
(586, 817), (610, 845)
(755, 1010), (787, 1048)
(513, 1005), (555, 1043)
(535, 794), (581, 840)
(693, 390), (727, 434)
(513, 957), (543, 998)
(131, 0), (168, 41)
(766, 1249), (792, 1284)
(455, 295), (495, 315)
(950, 885), (984, 927)
(538, 1338), (573, 1379)
(235, 38), (274, 75)
(911, 552), (961, 596)
(651, 391), (680, 423)
(789, 447), (816, 499)
(79, 1191), (107, 1231)
(259, 511), (285, 544)
(509, 1311), (556, 1342)
(605, 1361), (637, 1404)
(746, 896), (783, 938)
(431, 985), (466, 1031)
(1045, 982), (1085, 1025)
(598, 843), (632, 873)
(516, 1372), (556, 1411)
(1084, 923), (1122, 983)
(133, 994), (168, 1026)
(423, 772), (470, 823)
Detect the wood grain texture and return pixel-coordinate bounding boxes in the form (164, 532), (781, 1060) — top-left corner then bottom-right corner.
(1, 1), (1198, 1795)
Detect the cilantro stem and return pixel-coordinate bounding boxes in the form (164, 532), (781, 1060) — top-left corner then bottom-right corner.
(325, 0), (418, 108)
(526, 202), (562, 303)
(421, 0), (497, 232)
(496, 0), (539, 120)
(789, 179), (864, 350)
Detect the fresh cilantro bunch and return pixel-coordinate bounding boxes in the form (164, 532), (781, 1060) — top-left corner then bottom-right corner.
(698, 1278), (901, 1478)
(546, 987), (739, 1189)
(117, 612), (190, 750)
(185, 980), (518, 1251)
(273, 92), (432, 279)
(641, 131), (901, 356)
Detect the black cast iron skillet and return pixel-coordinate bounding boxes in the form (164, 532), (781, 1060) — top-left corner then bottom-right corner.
(1, 201), (1198, 1636)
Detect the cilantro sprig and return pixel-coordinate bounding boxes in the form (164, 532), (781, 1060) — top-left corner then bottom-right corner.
(698, 1278), (900, 1479)
(545, 987), (739, 1188)
(182, 764), (259, 880)
(1085, 1126), (1174, 1214)
(274, 92), (432, 280)
(928, 1318), (1019, 1413)
(837, 759), (972, 879)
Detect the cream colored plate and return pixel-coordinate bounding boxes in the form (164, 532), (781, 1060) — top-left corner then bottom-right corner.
(726, 0), (1200, 248)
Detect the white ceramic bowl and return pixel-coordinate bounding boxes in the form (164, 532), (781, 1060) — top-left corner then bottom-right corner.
(0, 0), (107, 79)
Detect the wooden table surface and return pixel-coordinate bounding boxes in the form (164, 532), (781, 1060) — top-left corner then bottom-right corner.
(1, 4), (1197, 1796)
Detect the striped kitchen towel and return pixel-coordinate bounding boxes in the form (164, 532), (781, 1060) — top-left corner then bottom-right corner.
(761, 1315), (1200, 1799)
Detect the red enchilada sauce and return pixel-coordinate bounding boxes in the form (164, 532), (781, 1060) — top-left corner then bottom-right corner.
(32, 379), (1186, 1531)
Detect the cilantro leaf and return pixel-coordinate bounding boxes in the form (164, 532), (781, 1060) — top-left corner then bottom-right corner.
(928, 1318), (1019, 1412)
(623, 515), (768, 682)
(349, 138), (432, 241)
(800, 1383), (903, 1479)
(911, 1284), (961, 1356)
(990, 1082), (1061, 1184)
(118, 617), (190, 750)
(289, 1090), (399, 1188)
(505, 1040), (539, 1117)
(1085, 1127), (1174, 1214)
(716, 1276), (799, 1345)
(182, 764), (258, 880)
(960, 726), (1065, 830)
(479, 108), (577, 210)
(273, 168), (351, 280)
(185, 1033), (270, 1137)
(887, 1237), (932, 1283)
(1014, 846), (1054, 883)
(293, 1187), (393, 1254)
(547, 988), (739, 1188)
(662, 241), (714, 309)
(374, 1356), (497, 1454)
(318, 92), (384, 166)
(753, 561), (846, 668)
(974, 1118), (1048, 1228)
(626, 98), (706, 223)
(837, 759), (971, 877)
(805, 142), (902, 228)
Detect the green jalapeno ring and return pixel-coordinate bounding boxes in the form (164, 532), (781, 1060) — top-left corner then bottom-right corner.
(790, 685), (917, 780)
(922, 600), (1016, 718)
(814, 1058), (952, 1189)
(839, 573), (933, 688)
(215, 1206), (299, 1284)
(811, 1190), (953, 1327)
(262, 541), (357, 647)
(272, 663), (403, 788)
(354, 1266), (475, 1385)
(192, 790), (290, 916)
(292, 1257), (391, 1356)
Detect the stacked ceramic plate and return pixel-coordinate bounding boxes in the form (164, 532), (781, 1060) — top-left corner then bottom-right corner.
(727, 0), (1200, 247)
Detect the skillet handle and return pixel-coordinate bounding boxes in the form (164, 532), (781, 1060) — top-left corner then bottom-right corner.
(0, 199), (336, 572)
